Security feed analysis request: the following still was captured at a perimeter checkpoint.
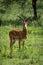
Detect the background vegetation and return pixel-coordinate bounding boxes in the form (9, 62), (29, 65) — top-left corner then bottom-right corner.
(0, 0), (43, 65)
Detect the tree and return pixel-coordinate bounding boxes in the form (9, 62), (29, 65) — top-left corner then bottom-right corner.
(32, 0), (37, 18)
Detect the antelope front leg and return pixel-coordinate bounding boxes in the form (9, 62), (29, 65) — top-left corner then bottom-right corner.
(19, 40), (21, 49)
(22, 40), (25, 48)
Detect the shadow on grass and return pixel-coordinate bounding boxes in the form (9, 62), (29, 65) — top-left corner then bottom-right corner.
(0, 9), (6, 14)
(0, 15), (42, 27)
(0, 19), (22, 26)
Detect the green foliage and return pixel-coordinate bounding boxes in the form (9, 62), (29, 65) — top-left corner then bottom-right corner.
(0, 0), (43, 26)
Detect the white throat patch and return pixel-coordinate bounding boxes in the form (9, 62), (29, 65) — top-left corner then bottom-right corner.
(25, 24), (27, 29)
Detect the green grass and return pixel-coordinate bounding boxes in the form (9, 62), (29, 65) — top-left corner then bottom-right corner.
(0, 26), (43, 65)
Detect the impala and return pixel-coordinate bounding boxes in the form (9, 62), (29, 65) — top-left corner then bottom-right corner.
(9, 15), (28, 57)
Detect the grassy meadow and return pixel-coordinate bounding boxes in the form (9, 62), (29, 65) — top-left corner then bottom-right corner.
(0, 26), (43, 65)
(0, 0), (43, 65)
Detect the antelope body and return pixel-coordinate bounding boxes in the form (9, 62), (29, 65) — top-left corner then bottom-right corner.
(9, 16), (28, 57)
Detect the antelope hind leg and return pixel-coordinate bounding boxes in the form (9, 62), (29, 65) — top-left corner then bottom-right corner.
(10, 40), (15, 58)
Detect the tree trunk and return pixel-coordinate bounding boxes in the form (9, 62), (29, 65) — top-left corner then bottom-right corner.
(32, 0), (37, 18)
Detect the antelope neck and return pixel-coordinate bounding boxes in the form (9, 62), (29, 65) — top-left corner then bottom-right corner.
(22, 28), (27, 38)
